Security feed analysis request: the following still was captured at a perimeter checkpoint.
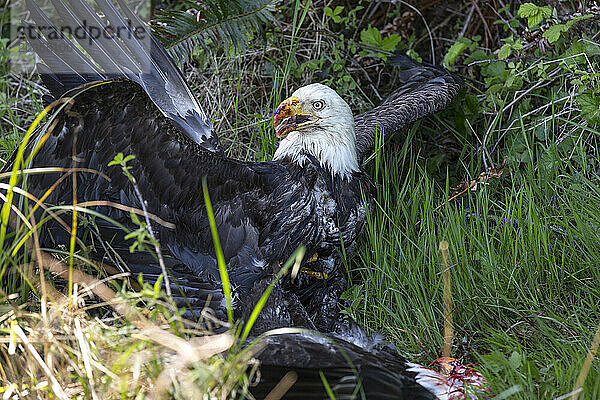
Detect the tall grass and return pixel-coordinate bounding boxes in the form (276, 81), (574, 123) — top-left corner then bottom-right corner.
(345, 116), (600, 398)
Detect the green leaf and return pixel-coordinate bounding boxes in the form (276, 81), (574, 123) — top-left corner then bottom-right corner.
(508, 350), (523, 367)
(484, 61), (507, 77)
(540, 6), (553, 18)
(528, 13), (543, 27)
(498, 43), (512, 59)
(543, 24), (569, 43)
(109, 153), (135, 166)
(509, 351), (522, 369)
(585, 41), (600, 56)
(333, 6), (344, 16)
(130, 211), (141, 225)
(380, 35), (402, 52)
(517, 3), (540, 18)
(304, 59), (322, 70)
(360, 26), (382, 48)
(517, 3), (552, 28)
(577, 93), (600, 123)
(153, 274), (164, 293)
(443, 37), (471, 69)
(154, 0), (279, 61)
(563, 41), (587, 65)
(108, 152), (124, 166)
(464, 49), (489, 64)
(406, 48), (422, 62)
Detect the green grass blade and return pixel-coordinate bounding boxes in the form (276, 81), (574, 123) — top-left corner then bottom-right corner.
(202, 177), (233, 325)
(0, 105), (52, 249)
(319, 371), (336, 400)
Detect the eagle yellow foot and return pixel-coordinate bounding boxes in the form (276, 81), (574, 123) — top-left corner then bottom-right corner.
(280, 253), (326, 279)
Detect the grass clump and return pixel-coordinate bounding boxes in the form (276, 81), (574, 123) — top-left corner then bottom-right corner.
(346, 124), (600, 397)
(0, 255), (260, 399)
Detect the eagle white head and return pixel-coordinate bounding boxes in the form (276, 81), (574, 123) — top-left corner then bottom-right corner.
(272, 83), (359, 178)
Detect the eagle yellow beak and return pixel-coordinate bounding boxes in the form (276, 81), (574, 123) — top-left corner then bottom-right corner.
(273, 96), (319, 138)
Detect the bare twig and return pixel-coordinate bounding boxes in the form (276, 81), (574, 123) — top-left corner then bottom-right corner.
(570, 321), (600, 400)
(459, 4), (475, 38)
(432, 159), (507, 214)
(439, 241), (453, 358)
(397, 0), (436, 63)
(265, 371), (298, 400)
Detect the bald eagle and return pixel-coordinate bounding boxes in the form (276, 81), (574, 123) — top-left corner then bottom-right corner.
(7, 0), (462, 330)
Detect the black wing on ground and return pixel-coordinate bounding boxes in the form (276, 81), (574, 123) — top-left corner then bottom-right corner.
(24, 0), (221, 152)
(246, 333), (436, 400)
(354, 54), (464, 162)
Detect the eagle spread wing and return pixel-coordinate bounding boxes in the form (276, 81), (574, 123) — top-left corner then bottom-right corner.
(354, 54), (463, 162)
(25, 0), (220, 152)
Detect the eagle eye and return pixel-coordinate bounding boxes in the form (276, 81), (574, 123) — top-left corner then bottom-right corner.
(312, 100), (325, 111)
